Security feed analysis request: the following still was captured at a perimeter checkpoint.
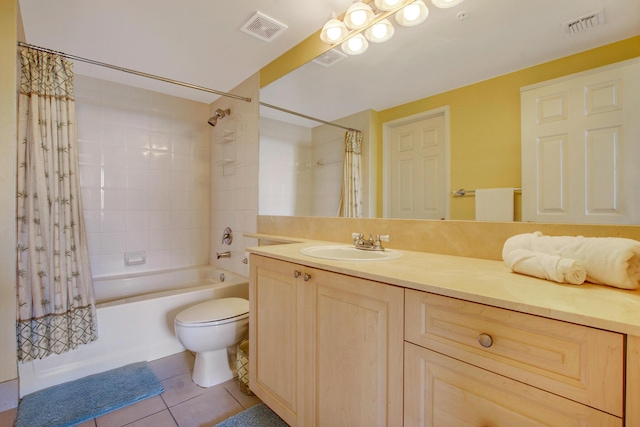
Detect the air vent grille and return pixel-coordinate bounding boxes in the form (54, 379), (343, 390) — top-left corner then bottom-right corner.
(241, 12), (288, 42)
(312, 49), (348, 67)
(564, 9), (605, 35)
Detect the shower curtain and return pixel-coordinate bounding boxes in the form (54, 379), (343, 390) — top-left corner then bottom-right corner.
(16, 49), (97, 362)
(338, 129), (363, 218)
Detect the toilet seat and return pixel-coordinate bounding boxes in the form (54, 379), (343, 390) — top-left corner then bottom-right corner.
(175, 297), (249, 327)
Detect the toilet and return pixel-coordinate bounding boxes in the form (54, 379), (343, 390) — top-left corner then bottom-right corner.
(174, 297), (249, 387)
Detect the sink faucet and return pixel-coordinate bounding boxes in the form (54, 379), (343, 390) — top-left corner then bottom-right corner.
(351, 233), (391, 251)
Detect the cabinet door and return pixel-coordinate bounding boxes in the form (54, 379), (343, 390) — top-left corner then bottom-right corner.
(250, 255), (304, 426)
(404, 342), (622, 427)
(305, 267), (404, 427)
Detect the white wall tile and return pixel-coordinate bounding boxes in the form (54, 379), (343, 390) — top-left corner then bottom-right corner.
(102, 167), (127, 189)
(101, 145), (128, 167)
(76, 75), (210, 277)
(101, 211), (127, 233)
(100, 232), (126, 254)
(79, 165), (102, 189)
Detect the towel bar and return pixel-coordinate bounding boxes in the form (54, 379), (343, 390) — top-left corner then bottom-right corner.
(451, 188), (522, 197)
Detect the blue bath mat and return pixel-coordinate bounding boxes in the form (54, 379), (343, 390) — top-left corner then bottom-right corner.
(215, 403), (289, 427)
(15, 361), (164, 427)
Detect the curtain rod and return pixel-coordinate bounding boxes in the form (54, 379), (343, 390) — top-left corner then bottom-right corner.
(18, 42), (359, 133)
(259, 102), (360, 133)
(17, 42), (252, 103)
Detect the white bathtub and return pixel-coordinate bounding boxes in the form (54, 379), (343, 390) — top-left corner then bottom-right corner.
(18, 265), (248, 397)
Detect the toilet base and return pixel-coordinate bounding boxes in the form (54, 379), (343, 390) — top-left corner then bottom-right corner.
(191, 347), (235, 388)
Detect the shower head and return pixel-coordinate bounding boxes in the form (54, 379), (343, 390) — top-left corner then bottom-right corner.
(207, 108), (231, 127)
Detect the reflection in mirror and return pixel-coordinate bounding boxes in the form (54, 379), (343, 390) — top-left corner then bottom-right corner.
(258, 0), (640, 222)
(259, 109), (375, 217)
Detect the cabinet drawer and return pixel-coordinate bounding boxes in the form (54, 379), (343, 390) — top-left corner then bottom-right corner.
(404, 343), (622, 427)
(405, 290), (624, 416)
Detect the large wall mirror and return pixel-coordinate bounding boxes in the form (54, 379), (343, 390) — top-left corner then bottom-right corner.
(258, 0), (640, 222)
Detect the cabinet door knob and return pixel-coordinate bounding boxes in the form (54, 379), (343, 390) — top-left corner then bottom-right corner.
(294, 270), (301, 278)
(477, 333), (493, 348)
(303, 273), (312, 282)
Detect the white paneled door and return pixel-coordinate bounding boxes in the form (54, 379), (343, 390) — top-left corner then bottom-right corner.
(521, 59), (640, 224)
(385, 110), (448, 219)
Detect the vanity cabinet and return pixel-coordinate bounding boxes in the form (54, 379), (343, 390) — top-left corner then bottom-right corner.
(404, 289), (625, 426)
(249, 255), (404, 427)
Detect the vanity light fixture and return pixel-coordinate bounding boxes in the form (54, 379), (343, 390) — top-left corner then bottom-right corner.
(320, 0), (463, 56)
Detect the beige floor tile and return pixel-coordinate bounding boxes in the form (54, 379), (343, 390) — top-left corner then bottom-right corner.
(149, 352), (195, 381)
(222, 379), (262, 409)
(75, 420), (97, 427)
(0, 408), (16, 427)
(126, 409), (177, 427)
(169, 386), (243, 427)
(96, 395), (166, 427)
(160, 372), (212, 408)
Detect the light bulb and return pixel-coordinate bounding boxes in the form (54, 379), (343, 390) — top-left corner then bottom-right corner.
(344, 2), (374, 29)
(320, 17), (348, 44)
(371, 23), (388, 39)
(341, 33), (369, 55)
(348, 37), (363, 51)
(395, 0), (429, 26)
(431, 0), (464, 7)
(374, 0), (404, 11)
(402, 4), (420, 22)
(326, 27), (342, 41)
(352, 10), (368, 27)
(365, 19), (395, 43)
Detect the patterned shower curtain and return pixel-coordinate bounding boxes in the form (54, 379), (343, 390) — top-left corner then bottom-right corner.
(338, 129), (363, 217)
(16, 49), (97, 362)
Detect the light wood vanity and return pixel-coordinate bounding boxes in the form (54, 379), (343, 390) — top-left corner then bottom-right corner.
(248, 239), (640, 427)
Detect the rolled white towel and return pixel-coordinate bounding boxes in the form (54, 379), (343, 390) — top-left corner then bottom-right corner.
(503, 232), (640, 290)
(503, 249), (586, 285)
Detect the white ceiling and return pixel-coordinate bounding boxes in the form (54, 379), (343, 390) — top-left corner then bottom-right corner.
(19, 0), (640, 127)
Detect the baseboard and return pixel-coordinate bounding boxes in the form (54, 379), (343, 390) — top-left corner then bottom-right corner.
(0, 378), (18, 411)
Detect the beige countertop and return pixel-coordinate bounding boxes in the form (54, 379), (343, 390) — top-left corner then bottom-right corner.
(247, 236), (640, 337)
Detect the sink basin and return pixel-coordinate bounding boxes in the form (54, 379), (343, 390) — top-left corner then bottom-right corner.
(299, 245), (403, 261)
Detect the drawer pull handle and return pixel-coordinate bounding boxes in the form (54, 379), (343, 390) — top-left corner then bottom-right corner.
(477, 333), (493, 348)
(294, 270), (302, 278)
(303, 273), (312, 282)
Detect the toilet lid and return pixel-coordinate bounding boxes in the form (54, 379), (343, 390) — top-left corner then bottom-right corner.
(175, 297), (249, 325)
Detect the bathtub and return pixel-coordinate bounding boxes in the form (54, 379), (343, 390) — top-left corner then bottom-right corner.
(18, 265), (248, 397)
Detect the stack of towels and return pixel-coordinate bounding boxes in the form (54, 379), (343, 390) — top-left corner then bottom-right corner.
(502, 231), (640, 289)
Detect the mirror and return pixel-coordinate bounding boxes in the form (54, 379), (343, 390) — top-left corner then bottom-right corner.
(258, 0), (639, 222)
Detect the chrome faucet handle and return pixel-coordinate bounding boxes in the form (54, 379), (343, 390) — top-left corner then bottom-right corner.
(377, 235), (391, 242)
(222, 227), (233, 245)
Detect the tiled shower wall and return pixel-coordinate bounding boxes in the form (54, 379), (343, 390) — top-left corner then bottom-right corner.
(75, 75), (211, 278)
(259, 117), (313, 216)
(210, 74), (260, 277)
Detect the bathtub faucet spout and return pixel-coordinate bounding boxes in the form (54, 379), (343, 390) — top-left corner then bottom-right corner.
(216, 251), (231, 259)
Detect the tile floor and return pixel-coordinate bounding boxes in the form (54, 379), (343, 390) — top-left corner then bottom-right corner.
(0, 351), (263, 427)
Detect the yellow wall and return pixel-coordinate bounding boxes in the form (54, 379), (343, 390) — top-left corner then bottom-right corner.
(0, 0), (20, 383)
(377, 36), (640, 218)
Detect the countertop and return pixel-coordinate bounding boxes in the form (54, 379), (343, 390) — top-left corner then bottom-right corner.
(246, 235), (640, 337)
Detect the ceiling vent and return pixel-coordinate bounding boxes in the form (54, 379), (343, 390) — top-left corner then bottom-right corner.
(312, 49), (348, 67)
(241, 11), (288, 42)
(564, 9), (605, 35)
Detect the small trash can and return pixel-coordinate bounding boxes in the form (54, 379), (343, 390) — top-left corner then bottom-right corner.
(236, 339), (253, 395)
